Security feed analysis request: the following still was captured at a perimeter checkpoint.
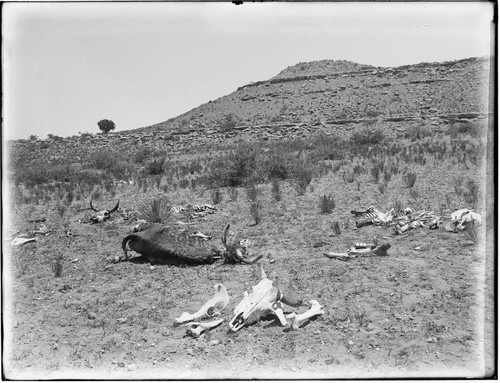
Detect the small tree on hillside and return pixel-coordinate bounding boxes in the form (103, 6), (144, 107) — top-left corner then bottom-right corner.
(97, 119), (116, 134)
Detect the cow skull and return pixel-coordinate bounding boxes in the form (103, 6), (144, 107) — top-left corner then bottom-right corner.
(175, 284), (229, 324)
(286, 300), (324, 330)
(185, 318), (224, 338)
(450, 208), (482, 231)
(90, 199), (120, 223)
(228, 263), (302, 332)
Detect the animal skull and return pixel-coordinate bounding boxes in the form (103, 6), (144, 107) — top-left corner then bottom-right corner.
(185, 318), (224, 338)
(286, 300), (324, 330)
(175, 284), (229, 324)
(451, 208), (482, 231)
(90, 199), (120, 223)
(221, 224), (262, 264)
(228, 263), (302, 332)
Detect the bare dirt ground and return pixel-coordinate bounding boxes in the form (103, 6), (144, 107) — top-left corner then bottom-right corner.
(3, 153), (494, 380)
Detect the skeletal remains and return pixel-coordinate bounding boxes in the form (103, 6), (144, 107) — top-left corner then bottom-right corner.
(175, 284), (229, 324)
(90, 199), (120, 223)
(228, 262), (303, 332)
(174, 263), (322, 337)
(446, 208), (482, 232)
(286, 300), (325, 330)
(184, 319), (224, 338)
(221, 224), (263, 264)
(324, 241), (391, 261)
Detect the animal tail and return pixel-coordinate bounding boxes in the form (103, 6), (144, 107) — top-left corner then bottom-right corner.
(122, 235), (134, 259)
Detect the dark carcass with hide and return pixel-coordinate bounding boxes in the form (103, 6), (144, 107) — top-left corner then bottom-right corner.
(122, 223), (218, 265)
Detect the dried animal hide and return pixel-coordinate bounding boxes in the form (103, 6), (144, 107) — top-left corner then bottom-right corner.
(122, 223), (219, 265)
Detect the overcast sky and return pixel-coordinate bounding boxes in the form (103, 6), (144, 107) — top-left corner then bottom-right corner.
(3, 2), (494, 140)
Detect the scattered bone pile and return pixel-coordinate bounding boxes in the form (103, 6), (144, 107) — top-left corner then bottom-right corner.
(171, 203), (217, 220)
(175, 263), (324, 338)
(351, 206), (480, 235)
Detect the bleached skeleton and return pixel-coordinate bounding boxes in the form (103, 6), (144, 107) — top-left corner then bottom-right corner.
(228, 263), (302, 332)
(175, 284), (229, 324)
(89, 199), (120, 223)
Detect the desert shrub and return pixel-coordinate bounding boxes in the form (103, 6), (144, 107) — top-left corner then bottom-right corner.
(52, 254), (63, 278)
(137, 197), (173, 224)
(454, 121), (483, 138)
(319, 194), (336, 214)
(371, 167), (380, 183)
(331, 221), (342, 235)
(246, 184), (260, 202)
(350, 127), (385, 147)
(402, 171), (417, 188)
(405, 125), (432, 141)
(250, 202), (262, 225)
(464, 179), (480, 209)
(378, 182), (387, 194)
(383, 171), (392, 183)
(409, 186), (420, 200)
(134, 147), (166, 165)
(178, 179), (190, 189)
(55, 202), (66, 218)
(312, 132), (346, 161)
(229, 187), (239, 202)
(260, 152), (290, 180)
(271, 179), (282, 202)
(205, 144), (262, 187)
(146, 157), (165, 175)
(219, 114), (239, 132)
(343, 171), (355, 183)
(211, 189), (223, 205)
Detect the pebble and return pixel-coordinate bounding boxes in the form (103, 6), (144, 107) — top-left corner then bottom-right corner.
(117, 317), (127, 324)
(150, 266), (156, 271)
(117, 362), (125, 367)
(127, 363), (138, 371)
(427, 337), (438, 343)
(87, 312), (97, 320)
(348, 340), (354, 345)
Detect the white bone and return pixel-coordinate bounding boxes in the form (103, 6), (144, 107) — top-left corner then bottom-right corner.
(229, 263), (288, 332)
(175, 284), (229, 324)
(189, 231), (212, 240)
(185, 318), (224, 338)
(11, 237), (37, 247)
(286, 300), (324, 330)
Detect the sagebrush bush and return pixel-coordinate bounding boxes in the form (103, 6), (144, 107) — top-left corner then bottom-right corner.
(350, 127), (385, 147)
(146, 157), (165, 175)
(138, 197), (172, 224)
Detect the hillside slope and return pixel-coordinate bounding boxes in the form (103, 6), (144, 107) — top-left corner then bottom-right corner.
(143, 57), (491, 134)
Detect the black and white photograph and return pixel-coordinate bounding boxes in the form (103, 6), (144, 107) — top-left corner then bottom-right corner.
(2, 2), (495, 380)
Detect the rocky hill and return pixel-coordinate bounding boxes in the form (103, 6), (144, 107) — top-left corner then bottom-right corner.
(142, 56), (492, 134)
(8, 56), (493, 165)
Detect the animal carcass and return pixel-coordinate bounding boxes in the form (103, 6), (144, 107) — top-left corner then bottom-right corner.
(228, 263), (302, 332)
(122, 223), (218, 265)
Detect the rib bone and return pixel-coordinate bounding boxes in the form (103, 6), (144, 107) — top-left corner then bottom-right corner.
(185, 318), (224, 338)
(287, 300), (324, 330)
(11, 237), (37, 247)
(175, 284), (229, 324)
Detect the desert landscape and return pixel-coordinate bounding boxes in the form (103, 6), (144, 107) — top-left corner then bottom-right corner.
(4, 56), (495, 379)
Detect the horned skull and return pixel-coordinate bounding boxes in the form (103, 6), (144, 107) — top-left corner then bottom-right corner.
(221, 224), (262, 264)
(228, 263), (302, 332)
(90, 199), (120, 223)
